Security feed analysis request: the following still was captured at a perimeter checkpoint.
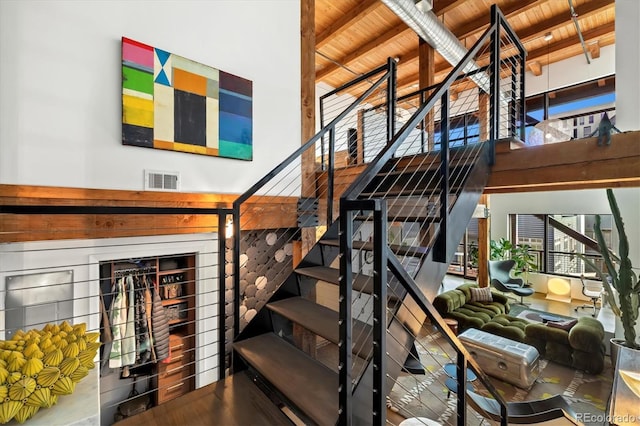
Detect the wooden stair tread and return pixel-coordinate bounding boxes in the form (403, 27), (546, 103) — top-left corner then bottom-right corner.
(234, 333), (337, 426)
(267, 297), (372, 358)
(295, 265), (374, 294)
(320, 239), (429, 258)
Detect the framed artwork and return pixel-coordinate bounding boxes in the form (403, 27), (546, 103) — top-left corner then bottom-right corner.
(121, 37), (253, 160)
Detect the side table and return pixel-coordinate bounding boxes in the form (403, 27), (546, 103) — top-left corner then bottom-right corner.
(443, 318), (458, 335)
(443, 362), (477, 398)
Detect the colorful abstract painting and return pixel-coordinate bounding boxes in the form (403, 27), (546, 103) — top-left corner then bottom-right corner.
(122, 37), (253, 160)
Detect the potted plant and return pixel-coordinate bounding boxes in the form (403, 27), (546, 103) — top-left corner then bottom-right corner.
(579, 189), (640, 363)
(490, 238), (537, 283)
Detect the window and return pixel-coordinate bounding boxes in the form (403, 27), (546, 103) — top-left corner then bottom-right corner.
(509, 214), (614, 278)
(579, 116), (585, 125)
(583, 126), (591, 137)
(589, 115), (594, 124)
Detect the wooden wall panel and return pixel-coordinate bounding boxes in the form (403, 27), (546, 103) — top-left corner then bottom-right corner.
(0, 185), (299, 243)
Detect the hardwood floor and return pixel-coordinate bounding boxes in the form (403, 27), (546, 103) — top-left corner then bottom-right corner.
(116, 274), (609, 426)
(115, 372), (293, 426)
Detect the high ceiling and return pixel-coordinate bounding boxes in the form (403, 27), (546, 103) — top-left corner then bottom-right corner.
(314, 0), (615, 97)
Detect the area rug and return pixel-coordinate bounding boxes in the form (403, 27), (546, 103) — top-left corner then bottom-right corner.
(509, 304), (575, 324)
(387, 329), (613, 425)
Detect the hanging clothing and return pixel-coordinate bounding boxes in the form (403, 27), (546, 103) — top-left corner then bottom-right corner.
(134, 275), (152, 365)
(108, 278), (127, 368)
(121, 275), (137, 366)
(151, 279), (170, 361)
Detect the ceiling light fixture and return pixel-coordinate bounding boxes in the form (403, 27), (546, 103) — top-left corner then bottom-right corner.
(543, 32), (553, 42)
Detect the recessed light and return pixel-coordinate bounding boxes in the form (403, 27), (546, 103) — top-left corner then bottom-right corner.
(543, 33), (553, 42)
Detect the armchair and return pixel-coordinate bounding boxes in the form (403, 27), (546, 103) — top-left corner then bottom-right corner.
(488, 260), (534, 305)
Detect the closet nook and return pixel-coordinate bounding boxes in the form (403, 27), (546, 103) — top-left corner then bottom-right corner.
(99, 253), (196, 415)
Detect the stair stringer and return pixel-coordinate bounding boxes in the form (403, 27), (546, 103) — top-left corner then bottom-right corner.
(413, 142), (492, 301)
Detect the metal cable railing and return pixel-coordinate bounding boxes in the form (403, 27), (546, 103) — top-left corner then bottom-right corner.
(0, 204), (229, 425)
(229, 60), (397, 359)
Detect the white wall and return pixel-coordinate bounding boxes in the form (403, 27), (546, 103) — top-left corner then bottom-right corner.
(490, 187), (640, 271)
(0, 0), (301, 193)
(615, 0), (640, 131)
(525, 44), (615, 97)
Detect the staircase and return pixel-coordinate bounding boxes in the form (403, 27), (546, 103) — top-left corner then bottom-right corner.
(229, 6), (524, 425)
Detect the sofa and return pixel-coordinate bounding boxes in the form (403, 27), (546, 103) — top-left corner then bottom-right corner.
(434, 283), (528, 341)
(525, 317), (606, 374)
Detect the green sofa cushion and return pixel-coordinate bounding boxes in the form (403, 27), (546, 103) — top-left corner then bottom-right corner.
(546, 342), (573, 367)
(569, 317), (605, 352)
(573, 349), (605, 374)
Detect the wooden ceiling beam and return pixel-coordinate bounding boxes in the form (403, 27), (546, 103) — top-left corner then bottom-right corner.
(528, 61), (542, 76)
(589, 41), (601, 59)
(315, 0), (380, 49)
(433, 0), (467, 16)
(525, 22), (615, 64)
(314, 0), (541, 84)
(453, 0), (545, 41)
(515, 0), (614, 45)
(394, 21), (615, 92)
(316, 25), (411, 80)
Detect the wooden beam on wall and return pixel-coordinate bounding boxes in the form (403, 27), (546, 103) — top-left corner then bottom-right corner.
(0, 185), (301, 242)
(477, 194), (490, 288)
(486, 132), (640, 193)
(301, 0), (317, 258)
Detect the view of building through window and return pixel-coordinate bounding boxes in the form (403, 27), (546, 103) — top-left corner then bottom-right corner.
(510, 213), (614, 278)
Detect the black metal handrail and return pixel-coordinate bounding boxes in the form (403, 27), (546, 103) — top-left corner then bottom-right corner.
(387, 254), (509, 426)
(230, 60), (397, 341)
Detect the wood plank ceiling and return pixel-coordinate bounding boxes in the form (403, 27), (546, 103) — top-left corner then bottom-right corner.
(315, 0), (615, 97)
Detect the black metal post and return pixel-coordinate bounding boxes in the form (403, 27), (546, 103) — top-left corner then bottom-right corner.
(320, 96), (326, 170)
(338, 203), (354, 426)
(543, 92), (550, 121)
(489, 4), (500, 165)
(232, 208), (241, 340)
(463, 113), (469, 146)
(434, 90), (450, 263)
(387, 57), (397, 142)
(218, 210), (229, 379)
(510, 61), (517, 139)
(372, 200), (387, 426)
(327, 128), (335, 225)
(457, 355), (468, 425)
(519, 54), (527, 141)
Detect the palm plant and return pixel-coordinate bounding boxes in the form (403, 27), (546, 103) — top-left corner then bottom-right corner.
(580, 189), (640, 350)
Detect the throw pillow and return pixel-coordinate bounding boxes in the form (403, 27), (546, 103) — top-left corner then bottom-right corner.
(547, 319), (578, 331)
(470, 286), (493, 303)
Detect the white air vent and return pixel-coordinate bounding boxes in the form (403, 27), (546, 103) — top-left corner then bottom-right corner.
(144, 170), (180, 191)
